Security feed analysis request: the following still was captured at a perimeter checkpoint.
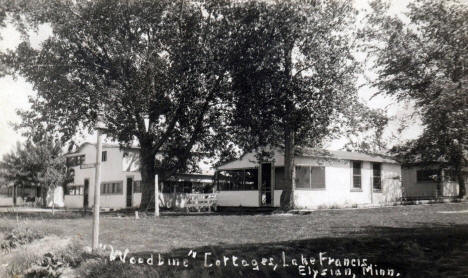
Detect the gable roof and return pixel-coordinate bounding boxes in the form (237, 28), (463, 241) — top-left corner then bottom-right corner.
(298, 149), (398, 164)
(64, 142), (139, 156)
(217, 148), (398, 170)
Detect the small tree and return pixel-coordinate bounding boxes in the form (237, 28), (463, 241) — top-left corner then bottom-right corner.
(0, 134), (69, 207)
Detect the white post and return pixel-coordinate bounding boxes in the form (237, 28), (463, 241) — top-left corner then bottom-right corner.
(155, 174), (160, 217)
(92, 129), (103, 250)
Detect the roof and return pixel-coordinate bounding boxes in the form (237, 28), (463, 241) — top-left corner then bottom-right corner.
(217, 148), (399, 170)
(65, 142), (139, 156)
(298, 149), (398, 164)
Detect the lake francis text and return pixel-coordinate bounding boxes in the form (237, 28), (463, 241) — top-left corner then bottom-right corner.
(103, 244), (401, 277)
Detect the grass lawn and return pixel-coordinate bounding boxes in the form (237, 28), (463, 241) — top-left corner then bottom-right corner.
(1, 202), (468, 277)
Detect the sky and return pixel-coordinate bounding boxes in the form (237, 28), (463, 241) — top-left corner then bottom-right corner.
(0, 0), (423, 158)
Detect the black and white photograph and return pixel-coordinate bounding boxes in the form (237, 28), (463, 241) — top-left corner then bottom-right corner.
(0, 0), (466, 277)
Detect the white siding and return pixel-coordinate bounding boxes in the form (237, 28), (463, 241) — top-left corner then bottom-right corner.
(65, 144), (141, 209)
(64, 195), (83, 208)
(401, 166), (459, 198)
(217, 191), (259, 207)
(218, 156), (402, 209)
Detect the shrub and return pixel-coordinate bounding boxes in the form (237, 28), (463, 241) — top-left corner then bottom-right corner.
(16, 240), (90, 278)
(0, 227), (43, 252)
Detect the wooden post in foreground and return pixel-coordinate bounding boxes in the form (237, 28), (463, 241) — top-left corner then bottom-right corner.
(92, 128), (103, 250)
(155, 174), (160, 217)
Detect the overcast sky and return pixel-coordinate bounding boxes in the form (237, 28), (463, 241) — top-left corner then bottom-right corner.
(0, 0), (422, 157)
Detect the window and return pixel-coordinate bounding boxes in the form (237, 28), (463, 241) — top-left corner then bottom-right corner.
(244, 169), (259, 190)
(372, 163), (382, 190)
(352, 161), (362, 189)
(102, 151), (107, 162)
(101, 182), (123, 195)
(133, 181), (142, 193)
(66, 155), (85, 167)
(295, 166), (325, 189)
(275, 167), (285, 190)
(66, 185), (83, 195)
(296, 166), (311, 189)
(416, 169), (438, 182)
(216, 169), (258, 191)
(68, 168), (75, 179)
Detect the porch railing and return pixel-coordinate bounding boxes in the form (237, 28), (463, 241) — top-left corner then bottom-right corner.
(184, 193), (217, 212)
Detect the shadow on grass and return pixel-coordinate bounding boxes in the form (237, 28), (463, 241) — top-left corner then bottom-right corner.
(0, 210), (92, 220)
(83, 224), (468, 278)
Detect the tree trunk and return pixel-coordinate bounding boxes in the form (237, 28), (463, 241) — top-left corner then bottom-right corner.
(280, 125), (296, 210)
(41, 186), (47, 207)
(437, 168), (444, 199)
(139, 141), (156, 211)
(457, 168), (466, 199)
(13, 184), (17, 206)
(280, 43), (295, 211)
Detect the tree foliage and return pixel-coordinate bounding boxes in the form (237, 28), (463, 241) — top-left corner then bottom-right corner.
(342, 104), (389, 154)
(365, 0), (468, 197)
(220, 0), (362, 208)
(2, 0), (234, 209)
(0, 132), (69, 207)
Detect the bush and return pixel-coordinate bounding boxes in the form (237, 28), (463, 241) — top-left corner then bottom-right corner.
(0, 227), (43, 252)
(21, 240), (108, 278)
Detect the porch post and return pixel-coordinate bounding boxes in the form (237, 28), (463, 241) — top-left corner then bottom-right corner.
(155, 175), (159, 217)
(271, 162), (275, 207)
(258, 165), (262, 207)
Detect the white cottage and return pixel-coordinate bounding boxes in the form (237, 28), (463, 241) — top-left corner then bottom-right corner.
(401, 163), (468, 200)
(215, 148), (402, 209)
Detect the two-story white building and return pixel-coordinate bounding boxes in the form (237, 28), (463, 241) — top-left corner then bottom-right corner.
(64, 142), (214, 209)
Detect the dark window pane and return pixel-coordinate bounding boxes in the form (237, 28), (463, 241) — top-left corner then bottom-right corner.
(352, 161), (362, 188)
(133, 181), (142, 193)
(353, 161), (361, 174)
(244, 168), (258, 190)
(310, 167), (325, 189)
(416, 169), (439, 182)
(217, 171), (229, 191)
(231, 170), (244, 190)
(372, 163), (382, 190)
(296, 166), (310, 189)
(275, 167), (285, 190)
(373, 177), (381, 189)
(353, 176), (361, 188)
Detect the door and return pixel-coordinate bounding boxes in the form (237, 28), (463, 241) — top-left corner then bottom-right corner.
(83, 179), (89, 208)
(260, 163), (273, 206)
(126, 177), (133, 207)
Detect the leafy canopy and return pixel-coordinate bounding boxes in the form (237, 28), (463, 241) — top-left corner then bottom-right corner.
(365, 0), (468, 196)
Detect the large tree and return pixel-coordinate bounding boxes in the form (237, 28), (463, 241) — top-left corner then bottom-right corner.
(2, 0), (232, 209)
(365, 0), (468, 198)
(221, 0), (361, 209)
